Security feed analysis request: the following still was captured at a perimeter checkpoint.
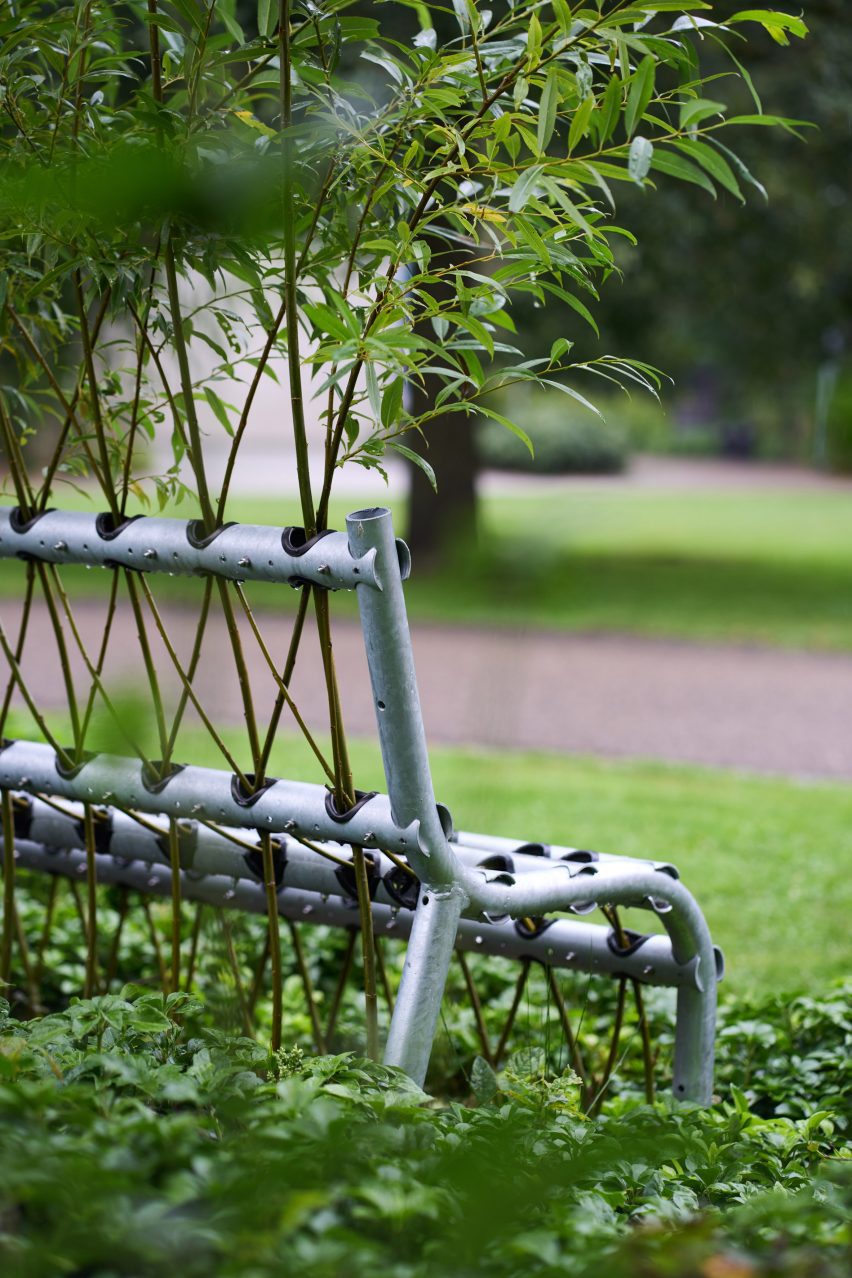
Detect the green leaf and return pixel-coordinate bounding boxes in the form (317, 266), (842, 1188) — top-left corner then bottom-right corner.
(679, 98), (726, 131)
(257, 0), (275, 39)
(625, 56), (655, 139)
(478, 406), (534, 457)
(650, 148), (716, 197)
(202, 387), (234, 436)
(471, 1055), (499, 1103)
(568, 94), (595, 154)
(728, 10), (808, 44)
(508, 164), (545, 212)
(599, 75), (622, 144)
(628, 135), (654, 184)
(674, 138), (743, 201)
(380, 378), (404, 429)
(390, 441), (436, 491)
(537, 68), (560, 155)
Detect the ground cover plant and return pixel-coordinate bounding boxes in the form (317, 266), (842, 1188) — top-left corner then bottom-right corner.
(0, 980), (849, 1277)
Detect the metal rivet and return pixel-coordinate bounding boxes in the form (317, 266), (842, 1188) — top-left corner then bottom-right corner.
(238, 556), (251, 568)
(284, 820), (297, 832)
(53, 540), (67, 552)
(143, 548), (157, 560)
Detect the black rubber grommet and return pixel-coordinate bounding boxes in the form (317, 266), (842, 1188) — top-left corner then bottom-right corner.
(383, 864), (420, 910)
(477, 853), (515, 873)
(281, 526), (334, 556)
(335, 852), (379, 901)
(74, 809), (113, 855)
(606, 928), (651, 959)
(243, 839), (286, 887)
(514, 842), (549, 858)
(230, 773), (277, 808)
(186, 520), (236, 550)
(514, 916), (556, 940)
(561, 849), (599, 864)
(9, 507), (53, 533)
(141, 761), (186, 794)
(95, 512), (144, 541)
(11, 795), (33, 840)
(324, 788), (377, 824)
(55, 749), (95, 780)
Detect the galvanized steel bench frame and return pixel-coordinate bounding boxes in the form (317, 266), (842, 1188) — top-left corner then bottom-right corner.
(0, 504), (720, 1100)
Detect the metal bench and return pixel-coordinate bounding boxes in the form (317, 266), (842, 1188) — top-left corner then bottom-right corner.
(0, 503), (721, 1099)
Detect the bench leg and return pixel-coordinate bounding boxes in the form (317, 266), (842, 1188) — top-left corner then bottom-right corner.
(672, 968), (718, 1104)
(383, 885), (465, 1087)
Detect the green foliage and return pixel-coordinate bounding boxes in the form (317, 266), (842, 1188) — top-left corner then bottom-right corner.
(477, 401), (629, 472)
(825, 372), (852, 474)
(0, 982), (849, 1277)
(0, 1), (806, 508)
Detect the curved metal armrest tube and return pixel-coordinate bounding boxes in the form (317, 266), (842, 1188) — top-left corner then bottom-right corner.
(0, 507), (377, 591)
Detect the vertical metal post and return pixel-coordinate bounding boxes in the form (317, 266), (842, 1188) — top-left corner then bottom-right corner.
(346, 507), (464, 1079)
(672, 957), (718, 1104)
(382, 884), (466, 1086)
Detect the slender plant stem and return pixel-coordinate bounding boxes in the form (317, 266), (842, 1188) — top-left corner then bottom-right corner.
(260, 833), (283, 1050)
(1, 790), (16, 986)
(184, 903), (204, 992)
(495, 959), (531, 1066)
(220, 912), (253, 1037)
(286, 919), (326, 1054)
(82, 804), (99, 997)
(279, 0), (315, 533)
(352, 847), (379, 1060)
(325, 928), (357, 1043)
(457, 950), (494, 1066)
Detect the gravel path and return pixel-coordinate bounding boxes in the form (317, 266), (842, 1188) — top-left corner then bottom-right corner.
(6, 599), (852, 781)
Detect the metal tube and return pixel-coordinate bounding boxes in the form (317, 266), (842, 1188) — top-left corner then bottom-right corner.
(346, 508), (458, 886)
(382, 884), (466, 1085)
(454, 829), (680, 879)
(8, 839), (713, 990)
(0, 507), (376, 592)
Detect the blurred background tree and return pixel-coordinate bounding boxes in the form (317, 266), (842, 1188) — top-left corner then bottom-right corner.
(410, 2), (850, 554)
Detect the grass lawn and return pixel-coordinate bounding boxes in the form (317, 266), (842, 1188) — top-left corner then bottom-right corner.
(4, 483), (852, 650)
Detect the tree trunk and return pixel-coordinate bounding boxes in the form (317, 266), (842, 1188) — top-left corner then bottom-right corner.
(405, 403), (478, 563)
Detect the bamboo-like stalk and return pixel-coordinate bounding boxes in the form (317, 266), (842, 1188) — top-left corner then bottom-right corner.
(260, 833), (283, 1051)
(1, 790), (16, 986)
(457, 950), (494, 1066)
(279, 0), (314, 535)
(286, 919), (326, 1054)
(219, 912), (254, 1037)
(353, 846), (379, 1060)
(494, 959), (532, 1067)
(166, 819), (182, 992)
(82, 803), (99, 997)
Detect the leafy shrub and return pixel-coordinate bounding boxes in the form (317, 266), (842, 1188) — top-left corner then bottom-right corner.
(1, 981), (849, 1278)
(477, 408), (629, 474)
(826, 371), (852, 474)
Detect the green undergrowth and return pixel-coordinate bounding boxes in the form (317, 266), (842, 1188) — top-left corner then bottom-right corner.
(1, 982), (849, 1278)
(3, 485), (852, 649)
